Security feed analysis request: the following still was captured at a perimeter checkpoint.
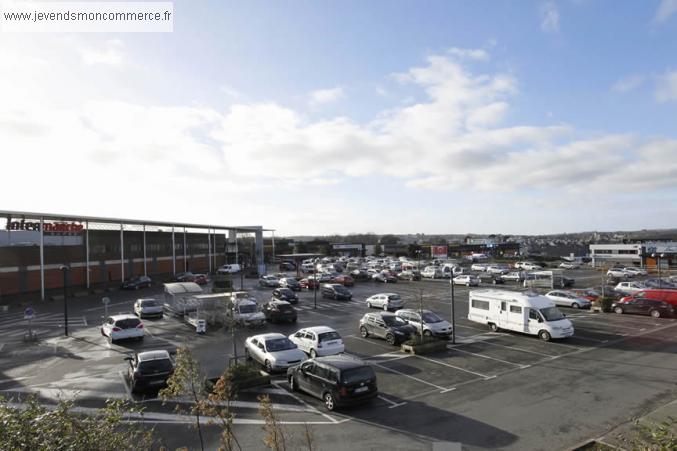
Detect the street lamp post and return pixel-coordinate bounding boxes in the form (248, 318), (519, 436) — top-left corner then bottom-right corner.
(313, 264), (318, 309)
(60, 265), (70, 337)
(652, 253), (665, 288)
(450, 267), (456, 344)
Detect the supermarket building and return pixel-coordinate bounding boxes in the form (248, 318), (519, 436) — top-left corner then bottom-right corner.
(0, 210), (270, 303)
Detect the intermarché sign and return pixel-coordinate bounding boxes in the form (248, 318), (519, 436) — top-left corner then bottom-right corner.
(5, 219), (84, 233)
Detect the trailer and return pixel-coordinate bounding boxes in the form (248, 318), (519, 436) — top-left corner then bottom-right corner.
(163, 282), (203, 317)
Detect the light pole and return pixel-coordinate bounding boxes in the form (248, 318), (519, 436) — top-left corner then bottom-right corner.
(313, 264), (318, 309)
(450, 266), (456, 344)
(60, 265), (70, 337)
(652, 253), (665, 288)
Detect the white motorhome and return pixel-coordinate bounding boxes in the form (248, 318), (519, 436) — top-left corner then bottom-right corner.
(468, 289), (574, 341)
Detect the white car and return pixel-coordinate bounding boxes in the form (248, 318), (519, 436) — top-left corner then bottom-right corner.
(453, 275), (479, 286)
(544, 290), (591, 309)
(421, 266), (444, 279)
(520, 262), (543, 271)
(623, 267), (647, 277)
(101, 314), (145, 344)
(133, 298), (163, 318)
(470, 263), (489, 272)
(614, 281), (645, 295)
(228, 299), (266, 327)
(607, 267), (629, 278)
(244, 333), (307, 373)
(365, 293), (404, 311)
(259, 275), (280, 287)
(501, 271), (525, 282)
(289, 326), (345, 358)
(486, 264), (510, 275)
(395, 309), (453, 338)
(217, 264), (241, 274)
(559, 262), (580, 270)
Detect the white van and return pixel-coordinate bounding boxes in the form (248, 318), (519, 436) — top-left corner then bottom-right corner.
(468, 289), (574, 341)
(217, 264), (241, 274)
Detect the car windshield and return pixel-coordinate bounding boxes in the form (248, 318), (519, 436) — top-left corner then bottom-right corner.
(335, 286), (349, 293)
(140, 300), (158, 307)
(318, 331), (341, 342)
(388, 294), (401, 301)
(137, 359), (173, 374)
(265, 338), (296, 352)
(422, 312), (443, 323)
(341, 366), (375, 384)
(117, 318), (141, 329)
(239, 304), (258, 314)
(540, 307), (565, 322)
(383, 316), (408, 327)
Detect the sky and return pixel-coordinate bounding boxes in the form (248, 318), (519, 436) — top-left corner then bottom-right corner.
(1, 0), (677, 236)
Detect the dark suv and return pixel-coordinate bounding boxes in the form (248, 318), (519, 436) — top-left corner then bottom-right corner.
(612, 298), (674, 318)
(262, 300), (298, 323)
(272, 288), (299, 304)
(121, 275), (152, 290)
(321, 284), (352, 300)
(125, 350), (174, 393)
(287, 355), (377, 411)
(359, 312), (416, 345)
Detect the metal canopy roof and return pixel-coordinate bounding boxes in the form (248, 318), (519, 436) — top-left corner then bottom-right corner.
(1, 209), (271, 232)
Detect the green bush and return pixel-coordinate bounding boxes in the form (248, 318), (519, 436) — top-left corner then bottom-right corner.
(226, 362), (262, 382)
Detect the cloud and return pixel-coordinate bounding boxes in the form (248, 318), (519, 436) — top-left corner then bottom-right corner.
(447, 47), (490, 61)
(540, 1), (560, 32)
(309, 87), (345, 106)
(655, 70), (677, 102)
(611, 75), (644, 93)
(654, 0), (677, 23)
(78, 39), (126, 66)
(219, 85), (240, 98)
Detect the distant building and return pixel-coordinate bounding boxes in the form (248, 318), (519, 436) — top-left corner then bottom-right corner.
(589, 242), (677, 269)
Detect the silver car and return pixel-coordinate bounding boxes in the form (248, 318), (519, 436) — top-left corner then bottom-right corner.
(244, 333), (307, 373)
(134, 298), (163, 318)
(544, 290), (592, 309)
(365, 293), (404, 311)
(395, 309), (452, 338)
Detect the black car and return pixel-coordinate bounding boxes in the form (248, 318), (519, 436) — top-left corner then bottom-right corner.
(125, 350), (174, 393)
(121, 275), (152, 290)
(358, 312), (416, 345)
(321, 284), (352, 300)
(272, 288), (299, 304)
(478, 273), (504, 285)
(287, 355), (378, 411)
(279, 277), (302, 291)
(612, 298), (674, 318)
(262, 300), (298, 323)
(279, 261), (296, 271)
(350, 269), (371, 281)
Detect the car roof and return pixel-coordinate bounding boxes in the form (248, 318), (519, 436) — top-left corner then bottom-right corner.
(137, 350), (171, 361)
(396, 308), (432, 314)
(300, 326), (336, 334)
(251, 333), (287, 341)
(313, 354), (369, 370)
(269, 300), (291, 306)
(137, 297), (157, 302)
(364, 311), (396, 318)
(109, 314), (139, 320)
(372, 293), (399, 297)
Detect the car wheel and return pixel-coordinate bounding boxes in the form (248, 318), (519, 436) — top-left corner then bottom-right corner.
(650, 309), (661, 318)
(324, 392), (336, 411)
(367, 302), (372, 308)
(244, 349), (252, 361)
(614, 307), (623, 314)
(359, 326), (369, 338)
(572, 303), (580, 309)
(423, 330), (432, 338)
(385, 334), (396, 345)
(489, 323), (499, 332)
(264, 360), (273, 373)
(310, 349), (317, 358)
(289, 376), (297, 392)
(538, 330), (551, 342)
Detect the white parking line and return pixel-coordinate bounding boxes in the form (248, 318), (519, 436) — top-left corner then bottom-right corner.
(369, 361), (452, 392)
(411, 353), (492, 379)
(377, 394), (407, 409)
(82, 316), (88, 327)
(472, 339), (556, 358)
(271, 381), (338, 423)
(446, 345), (527, 368)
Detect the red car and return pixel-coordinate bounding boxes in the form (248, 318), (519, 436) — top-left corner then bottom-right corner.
(299, 278), (320, 290)
(192, 274), (209, 285)
(330, 275), (355, 287)
(570, 289), (600, 302)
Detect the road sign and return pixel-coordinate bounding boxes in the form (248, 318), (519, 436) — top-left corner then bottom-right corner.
(24, 307), (35, 320)
(102, 297), (110, 305)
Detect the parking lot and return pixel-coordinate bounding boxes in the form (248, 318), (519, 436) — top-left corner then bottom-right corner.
(1, 268), (677, 450)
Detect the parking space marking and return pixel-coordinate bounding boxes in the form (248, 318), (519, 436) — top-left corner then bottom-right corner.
(446, 345), (527, 368)
(377, 394), (407, 409)
(369, 361), (453, 393)
(300, 309), (336, 319)
(571, 318), (644, 332)
(571, 334), (609, 343)
(470, 339), (557, 358)
(411, 353), (492, 379)
(271, 381), (338, 424)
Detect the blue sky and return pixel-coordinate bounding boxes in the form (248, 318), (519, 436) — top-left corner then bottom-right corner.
(1, 0), (677, 235)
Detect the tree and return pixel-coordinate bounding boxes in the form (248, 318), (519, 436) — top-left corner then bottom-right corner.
(259, 394), (287, 451)
(373, 244), (383, 256)
(379, 234), (400, 245)
(0, 395), (155, 450)
(160, 346), (208, 451)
